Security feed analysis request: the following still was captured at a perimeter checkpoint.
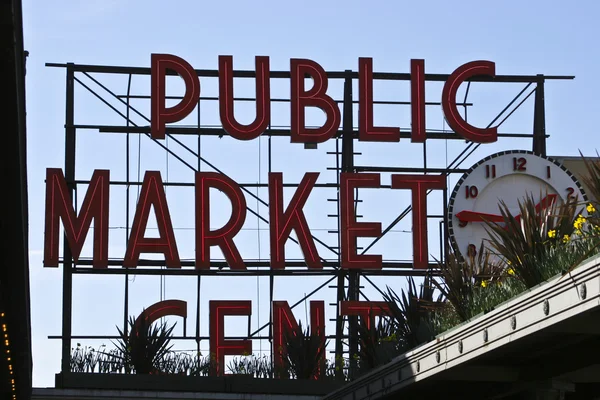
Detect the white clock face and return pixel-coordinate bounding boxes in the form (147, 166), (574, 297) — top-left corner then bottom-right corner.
(448, 150), (587, 260)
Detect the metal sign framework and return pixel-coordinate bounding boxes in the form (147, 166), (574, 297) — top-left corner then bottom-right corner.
(45, 60), (573, 378)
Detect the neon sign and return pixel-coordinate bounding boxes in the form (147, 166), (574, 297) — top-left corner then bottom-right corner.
(44, 54), (501, 376)
(45, 54), (498, 271)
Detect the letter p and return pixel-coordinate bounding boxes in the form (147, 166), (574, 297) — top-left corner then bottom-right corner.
(151, 54), (200, 139)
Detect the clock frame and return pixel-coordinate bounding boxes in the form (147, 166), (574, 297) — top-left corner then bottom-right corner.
(447, 150), (588, 260)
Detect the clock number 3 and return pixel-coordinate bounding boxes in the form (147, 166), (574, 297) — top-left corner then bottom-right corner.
(513, 157), (527, 171)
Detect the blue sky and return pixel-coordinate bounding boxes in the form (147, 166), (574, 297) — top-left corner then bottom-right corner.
(23, 0), (600, 387)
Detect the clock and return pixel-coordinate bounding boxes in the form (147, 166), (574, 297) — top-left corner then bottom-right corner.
(447, 150), (587, 260)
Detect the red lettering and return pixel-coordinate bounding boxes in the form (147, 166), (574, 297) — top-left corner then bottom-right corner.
(269, 172), (321, 269)
(134, 300), (187, 332)
(411, 59), (426, 142)
(340, 173), (382, 269)
(196, 172), (246, 270)
(340, 301), (390, 330)
(359, 58), (400, 142)
(442, 61), (497, 143)
(290, 59), (341, 144)
(219, 56), (270, 140)
(273, 301), (325, 378)
(151, 54), (200, 139)
(391, 175), (446, 269)
(209, 301), (252, 376)
(44, 168), (109, 268)
(124, 171), (180, 268)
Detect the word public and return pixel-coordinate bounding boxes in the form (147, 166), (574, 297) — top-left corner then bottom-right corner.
(151, 54), (498, 144)
(44, 55), (499, 271)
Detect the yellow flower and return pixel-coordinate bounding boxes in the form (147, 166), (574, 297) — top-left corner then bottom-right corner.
(574, 215), (586, 230)
(507, 268), (515, 276)
(562, 234), (570, 243)
(548, 229), (556, 238)
(481, 280), (488, 288)
(587, 203), (596, 214)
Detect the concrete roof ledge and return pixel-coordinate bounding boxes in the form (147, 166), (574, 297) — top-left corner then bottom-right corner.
(31, 387), (322, 400)
(324, 254), (600, 400)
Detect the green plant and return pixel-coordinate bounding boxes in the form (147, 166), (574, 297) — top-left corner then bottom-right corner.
(382, 276), (443, 350)
(113, 315), (176, 374)
(432, 243), (525, 324)
(226, 354), (274, 378)
(356, 316), (402, 375)
(323, 356), (348, 381)
(283, 321), (327, 380)
(484, 193), (597, 288)
(70, 344), (101, 373)
(354, 276), (444, 375)
(156, 351), (212, 376)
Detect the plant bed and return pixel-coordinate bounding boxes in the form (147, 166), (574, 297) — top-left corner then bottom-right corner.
(55, 372), (345, 396)
(324, 253), (600, 400)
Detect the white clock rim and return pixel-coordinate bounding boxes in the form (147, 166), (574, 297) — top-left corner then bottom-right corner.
(447, 149), (588, 260)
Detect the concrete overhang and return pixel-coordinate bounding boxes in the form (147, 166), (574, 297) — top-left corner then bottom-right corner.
(324, 255), (600, 400)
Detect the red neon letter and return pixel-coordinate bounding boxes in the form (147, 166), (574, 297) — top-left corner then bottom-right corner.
(442, 61), (497, 143)
(219, 55), (270, 140)
(151, 54), (200, 139)
(359, 58), (400, 142)
(341, 173), (382, 269)
(269, 172), (321, 269)
(134, 300), (187, 332)
(44, 168), (109, 268)
(340, 301), (390, 330)
(124, 171), (180, 268)
(290, 59), (341, 144)
(196, 172), (247, 270)
(411, 59), (426, 143)
(209, 301), (252, 376)
(391, 175), (446, 269)
(273, 301), (325, 378)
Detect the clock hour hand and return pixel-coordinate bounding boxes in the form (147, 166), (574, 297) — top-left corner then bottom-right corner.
(455, 210), (504, 223)
(456, 194), (558, 224)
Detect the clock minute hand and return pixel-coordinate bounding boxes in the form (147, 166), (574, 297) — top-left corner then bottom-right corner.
(455, 210), (505, 223)
(514, 193), (558, 223)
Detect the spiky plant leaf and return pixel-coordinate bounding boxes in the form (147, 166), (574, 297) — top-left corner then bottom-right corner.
(484, 193), (583, 288)
(113, 314), (176, 374)
(356, 316), (400, 374)
(283, 321), (327, 380)
(433, 243), (515, 322)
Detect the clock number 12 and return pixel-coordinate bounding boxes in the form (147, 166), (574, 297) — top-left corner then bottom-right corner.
(513, 157), (527, 171)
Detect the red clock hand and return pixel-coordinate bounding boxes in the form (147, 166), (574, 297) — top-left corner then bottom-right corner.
(455, 210), (504, 223)
(456, 194), (558, 224)
(514, 193), (558, 223)
(536, 194), (557, 212)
